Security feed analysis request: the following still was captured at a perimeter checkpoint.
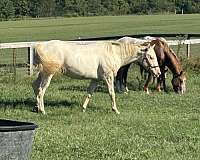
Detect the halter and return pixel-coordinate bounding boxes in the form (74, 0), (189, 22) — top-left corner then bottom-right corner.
(142, 53), (159, 71)
(173, 71), (183, 79)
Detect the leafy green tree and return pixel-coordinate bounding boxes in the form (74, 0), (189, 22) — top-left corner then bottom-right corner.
(74, 0), (88, 16)
(28, 0), (42, 17)
(1, 0), (200, 20)
(115, 0), (130, 15)
(0, 0), (15, 20)
(101, 0), (114, 15)
(55, 0), (65, 16)
(11, 0), (28, 17)
(39, 0), (56, 17)
(65, 0), (78, 16)
(87, 0), (103, 16)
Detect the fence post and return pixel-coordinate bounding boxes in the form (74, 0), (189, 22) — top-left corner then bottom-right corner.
(186, 35), (191, 59)
(28, 47), (34, 76)
(13, 48), (16, 81)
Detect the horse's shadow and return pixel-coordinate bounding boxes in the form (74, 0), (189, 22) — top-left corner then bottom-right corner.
(127, 79), (173, 93)
(0, 98), (78, 109)
(59, 82), (108, 93)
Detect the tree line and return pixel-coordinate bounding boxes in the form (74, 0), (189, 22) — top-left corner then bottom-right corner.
(0, 0), (199, 20)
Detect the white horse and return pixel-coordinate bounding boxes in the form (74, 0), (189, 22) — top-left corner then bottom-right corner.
(32, 40), (160, 114)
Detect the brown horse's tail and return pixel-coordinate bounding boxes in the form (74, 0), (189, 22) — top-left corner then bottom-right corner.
(34, 43), (61, 74)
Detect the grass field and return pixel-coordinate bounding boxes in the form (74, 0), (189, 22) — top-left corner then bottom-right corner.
(0, 14), (200, 42)
(0, 14), (200, 160)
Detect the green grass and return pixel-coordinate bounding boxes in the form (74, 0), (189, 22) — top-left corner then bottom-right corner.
(0, 14), (200, 160)
(0, 68), (200, 160)
(0, 14), (200, 42)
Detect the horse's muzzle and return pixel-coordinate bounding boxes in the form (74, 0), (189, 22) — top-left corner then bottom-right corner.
(151, 66), (161, 78)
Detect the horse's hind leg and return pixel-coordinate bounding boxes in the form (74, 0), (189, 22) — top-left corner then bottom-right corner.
(82, 80), (98, 112)
(105, 73), (120, 114)
(32, 72), (42, 112)
(116, 68), (123, 93)
(122, 66), (129, 93)
(32, 72), (53, 114)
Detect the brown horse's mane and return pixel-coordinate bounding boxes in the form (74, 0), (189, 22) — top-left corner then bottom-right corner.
(151, 39), (182, 76)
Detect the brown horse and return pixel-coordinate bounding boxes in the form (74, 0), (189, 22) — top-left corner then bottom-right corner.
(116, 37), (186, 94)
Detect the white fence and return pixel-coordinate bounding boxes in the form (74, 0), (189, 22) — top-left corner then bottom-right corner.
(0, 38), (200, 76)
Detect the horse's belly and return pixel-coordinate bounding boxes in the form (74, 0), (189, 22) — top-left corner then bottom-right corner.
(62, 66), (98, 79)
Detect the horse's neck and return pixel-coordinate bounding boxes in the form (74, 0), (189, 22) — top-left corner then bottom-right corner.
(118, 44), (139, 66)
(165, 49), (182, 76)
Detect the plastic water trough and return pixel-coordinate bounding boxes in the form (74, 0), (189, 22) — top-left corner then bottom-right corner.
(0, 119), (38, 160)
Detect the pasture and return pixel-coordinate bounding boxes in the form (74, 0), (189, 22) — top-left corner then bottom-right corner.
(0, 14), (200, 159)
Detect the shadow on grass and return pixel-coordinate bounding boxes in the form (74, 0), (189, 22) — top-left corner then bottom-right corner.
(0, 98), (78, 109)
(127, 79), (174, 93)
(59, 83), (108, 93)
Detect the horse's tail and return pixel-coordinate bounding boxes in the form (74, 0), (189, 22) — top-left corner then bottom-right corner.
(34, 43), (61, 74)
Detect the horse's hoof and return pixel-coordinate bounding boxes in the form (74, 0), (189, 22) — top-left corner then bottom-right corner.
(112, 108), (120, 114)
(32, 107), (39, 113)
(82, 108), (86, 113)
(116, 111), (120, 114)
(144, 90), (149, 94)
(125, 87), (129, 92)
(32, 107), (46, 114)
(41, 110), (46, 115)
(124, 91), (128, 94)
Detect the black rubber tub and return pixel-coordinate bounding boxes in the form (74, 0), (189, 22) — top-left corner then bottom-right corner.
(0, 119), (38, 160)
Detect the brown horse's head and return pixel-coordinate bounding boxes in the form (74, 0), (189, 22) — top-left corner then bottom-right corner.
(171, 71), (186, 94)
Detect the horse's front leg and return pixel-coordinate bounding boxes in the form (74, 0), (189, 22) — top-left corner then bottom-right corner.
(156, 76), (162, 92)
(105, 73), (120, 114)
(82, 80), (98, 112)
(156, 67), (165, 92)
(143, 72), (152, 94)
(163, 69), (168, 92)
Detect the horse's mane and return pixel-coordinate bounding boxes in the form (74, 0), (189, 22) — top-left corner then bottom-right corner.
(107, 41), (142, 61)
(161, 40), (180, 64)
(159, 40), (183, 74)
(117, 42), (140, 58)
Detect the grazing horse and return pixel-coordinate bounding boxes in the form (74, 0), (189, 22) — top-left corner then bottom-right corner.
(32, 40), (160, 114)
(116, 37), (186, 94)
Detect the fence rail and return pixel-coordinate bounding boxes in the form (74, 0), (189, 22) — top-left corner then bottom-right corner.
(0, 33), (200, 76)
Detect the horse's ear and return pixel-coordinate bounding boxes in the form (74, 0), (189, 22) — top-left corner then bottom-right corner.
(180, 71), (186, 79)
(151, 44), (156, 49)
(147, 43), (151, 48)
(180, 71), (186, 76)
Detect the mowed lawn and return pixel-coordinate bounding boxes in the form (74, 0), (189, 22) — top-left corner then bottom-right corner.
(0, 14), (200, 42)
(0, 14), (200, 160)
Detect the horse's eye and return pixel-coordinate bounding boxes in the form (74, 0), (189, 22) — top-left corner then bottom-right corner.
(147, 55), (153, 60)
(141, 48), (148, 52)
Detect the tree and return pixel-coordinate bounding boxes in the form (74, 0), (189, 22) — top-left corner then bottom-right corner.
(65, 0), (77, 16)
(11, 0), (29, 17)
(55, 0), (65, 16)
(0, 0), (15, 20)
(28, 0), (42, 17)
(39, 0), (56, 17)
(87, 0), (103, 16)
